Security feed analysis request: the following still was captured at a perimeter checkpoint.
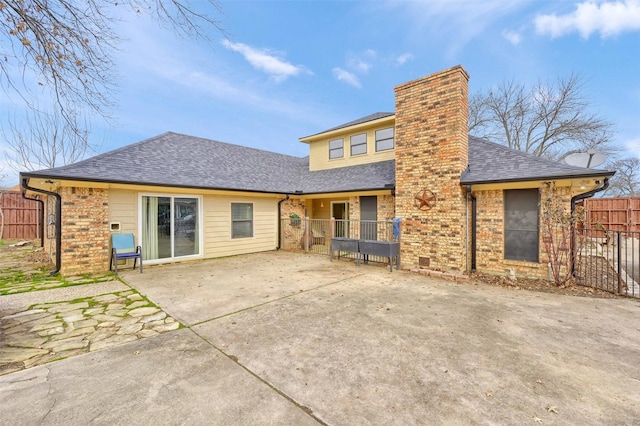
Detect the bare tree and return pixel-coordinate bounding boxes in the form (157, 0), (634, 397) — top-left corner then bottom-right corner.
(602, 157), (640, 197)
(3, 108), (91, 171)
(1, 0), (224, 135)
(469, 73), (616, 162)
(0, 165), (7, 189)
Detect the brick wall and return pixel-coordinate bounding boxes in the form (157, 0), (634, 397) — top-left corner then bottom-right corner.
(280, 198), (307, 250)
(473, 189), (503, 273)
(394, 65), (470, 273)
(59, 187), (110, 275)
(349, 196), (360, 223)
(472, 184), (573, 280)
(378, 195), (395, 221)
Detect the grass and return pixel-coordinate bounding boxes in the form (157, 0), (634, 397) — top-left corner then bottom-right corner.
(0, 266), (118, 296)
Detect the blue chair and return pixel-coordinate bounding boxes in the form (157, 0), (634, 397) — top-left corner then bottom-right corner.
(110, 233), (142, 275)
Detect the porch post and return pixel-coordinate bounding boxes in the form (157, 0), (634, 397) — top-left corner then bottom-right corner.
(304, 217), (310, 252)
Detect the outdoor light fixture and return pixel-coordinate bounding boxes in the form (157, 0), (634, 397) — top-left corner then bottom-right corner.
(579, 180), (587, 190)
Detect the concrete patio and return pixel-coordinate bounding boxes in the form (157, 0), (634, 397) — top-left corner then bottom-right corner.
(1, 251), (639, 425)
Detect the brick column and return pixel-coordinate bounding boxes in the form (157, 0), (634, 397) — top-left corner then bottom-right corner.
(394, 65), (470, 273)
(59, 187), (110, 275)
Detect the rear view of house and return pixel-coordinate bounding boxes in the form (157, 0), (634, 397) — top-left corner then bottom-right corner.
(21, 65), (614, 279)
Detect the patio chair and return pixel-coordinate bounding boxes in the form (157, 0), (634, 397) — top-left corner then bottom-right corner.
(110, 233), (142, 275)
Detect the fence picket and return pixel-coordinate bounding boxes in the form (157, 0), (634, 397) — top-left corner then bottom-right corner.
(0, 191), (41, 240)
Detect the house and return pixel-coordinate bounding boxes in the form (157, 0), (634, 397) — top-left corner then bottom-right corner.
(20, 65), (614, 278)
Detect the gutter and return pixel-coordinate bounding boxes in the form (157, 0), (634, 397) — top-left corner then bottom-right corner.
(570, 177), (610, 276)
(461, 171), (615, 187)
(21, 176), (62, 275)
(276, 194), (290, 250)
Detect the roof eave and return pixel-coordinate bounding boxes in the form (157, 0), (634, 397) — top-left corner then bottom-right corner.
(20, 173), (291, 195)
(460, 170), (616, 186)
(299, 114), (395, 143)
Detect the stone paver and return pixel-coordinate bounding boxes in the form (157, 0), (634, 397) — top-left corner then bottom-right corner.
(0, 290), (182, 376)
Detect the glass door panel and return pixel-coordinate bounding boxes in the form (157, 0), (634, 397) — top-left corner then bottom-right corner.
(142, 195), (199, 261)
(174, 197), (198, 257)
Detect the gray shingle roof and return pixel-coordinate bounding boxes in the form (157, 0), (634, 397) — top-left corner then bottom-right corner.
(462, 136), (614, 184)
(21, 132), (395, 194)
(22, 131), (613, 194)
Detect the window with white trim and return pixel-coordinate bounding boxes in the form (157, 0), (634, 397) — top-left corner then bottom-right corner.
(232, 203), (253, 238)
(375, 127), (394, 152)
(329, 138), (344, 159)
(350, 133), (367, 156)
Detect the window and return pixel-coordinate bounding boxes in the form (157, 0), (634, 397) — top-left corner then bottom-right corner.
(329, 138), (344, 159)
(375, 127), (394, 152)
(141, 195), (200, 261)
(504, 189), (539, 262)
(232, 203), (253, 238)
(350, 133), (367, 156)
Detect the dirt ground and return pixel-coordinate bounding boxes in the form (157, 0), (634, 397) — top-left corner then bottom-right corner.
(470, 271), (621, 299)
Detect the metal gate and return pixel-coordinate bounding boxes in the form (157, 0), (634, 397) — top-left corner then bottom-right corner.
(574, 228), (639, 298)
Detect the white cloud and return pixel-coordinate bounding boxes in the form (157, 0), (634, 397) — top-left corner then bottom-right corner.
(346, 49), (377, 74)
(332, 68), (361, 88)
(501, 29), (522, 45)
(395, 53), (414, 66)
(535, 0), (640, 39)
(221, 40), (312, 82)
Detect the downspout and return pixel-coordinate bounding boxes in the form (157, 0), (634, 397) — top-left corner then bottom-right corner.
(21, 190), (45, 249)
(466, 185), (477, 273)
(570, 178), (610, 276)
(276, 194), (290, 250)
(21, 176), (61, 275)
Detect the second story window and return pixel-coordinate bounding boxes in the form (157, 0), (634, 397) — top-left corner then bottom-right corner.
(329, 138), (344, 159)
(350, 133), (367, 156)
(375, 128), (394, 152)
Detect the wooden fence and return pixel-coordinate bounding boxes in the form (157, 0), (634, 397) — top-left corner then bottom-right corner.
(582, 197), (640, 233)
(0, 191), (42, 240)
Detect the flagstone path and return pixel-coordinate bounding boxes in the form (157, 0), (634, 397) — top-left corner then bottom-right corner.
(0, 241), (181, 376)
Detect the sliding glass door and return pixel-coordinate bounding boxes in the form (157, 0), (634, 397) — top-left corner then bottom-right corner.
(141, 195), (201, 261)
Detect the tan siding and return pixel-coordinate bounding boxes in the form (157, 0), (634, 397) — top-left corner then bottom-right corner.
(107, 189), (279, 264)
(203, 195), (278, 258)
(108, 189), (138, 235)
(309, 127), (395, 171)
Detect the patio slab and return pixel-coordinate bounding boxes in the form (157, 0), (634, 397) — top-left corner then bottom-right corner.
(0, 329), (317, 425)
(193, 270), (640, 425)
(1, 250), (639, 425)
(121, 251), (365, 325)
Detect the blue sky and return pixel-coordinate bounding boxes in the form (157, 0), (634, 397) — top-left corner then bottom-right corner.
(2, 0), (640, 185)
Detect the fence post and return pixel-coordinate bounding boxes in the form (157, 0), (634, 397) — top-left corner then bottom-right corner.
(304, 217), (310, 252)
(617, 231), (622, 295)
(330, 217), (335, 238)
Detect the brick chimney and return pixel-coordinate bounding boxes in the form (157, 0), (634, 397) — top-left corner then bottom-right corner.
(394, 65), (470, 273)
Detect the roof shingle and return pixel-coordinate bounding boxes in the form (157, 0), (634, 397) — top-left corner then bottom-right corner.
(22, 131), (613, 194)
